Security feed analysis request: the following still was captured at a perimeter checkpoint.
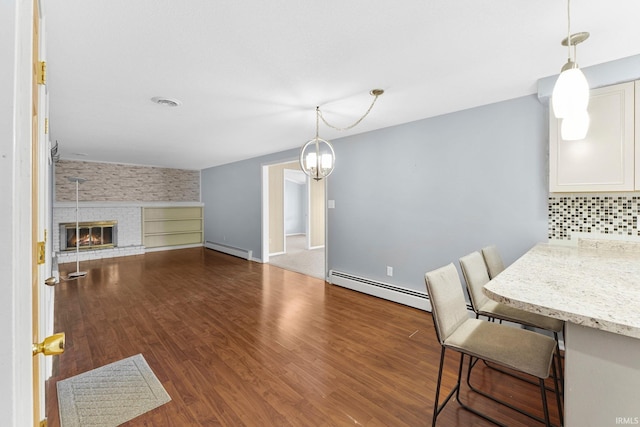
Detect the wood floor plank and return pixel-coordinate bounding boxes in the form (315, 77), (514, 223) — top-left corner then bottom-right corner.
(46, 248), (562, 426)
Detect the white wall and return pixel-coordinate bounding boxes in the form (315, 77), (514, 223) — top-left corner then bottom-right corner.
(284, 180), (305, 235)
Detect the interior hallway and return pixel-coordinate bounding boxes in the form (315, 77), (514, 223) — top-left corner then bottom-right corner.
(268, 235), (325, 280)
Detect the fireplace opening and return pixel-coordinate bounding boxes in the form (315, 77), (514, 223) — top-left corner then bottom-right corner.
(60, 221), (117, 251)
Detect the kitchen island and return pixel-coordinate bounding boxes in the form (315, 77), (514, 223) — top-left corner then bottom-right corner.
(483, 242), (640, 427)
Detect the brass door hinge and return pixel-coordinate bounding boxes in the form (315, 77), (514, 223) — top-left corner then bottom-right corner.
(44, 117), (49, 134)
(40, 419), (47, 427)
(37, 241), (45, 265)
(37, 61), (46, 85)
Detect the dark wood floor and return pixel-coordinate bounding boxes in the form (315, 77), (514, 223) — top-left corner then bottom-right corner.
(47, 248), (561, 426)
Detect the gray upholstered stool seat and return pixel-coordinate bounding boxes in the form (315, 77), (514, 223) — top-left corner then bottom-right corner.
(445, 318), (556, 379)
(476, 299), (564, 332)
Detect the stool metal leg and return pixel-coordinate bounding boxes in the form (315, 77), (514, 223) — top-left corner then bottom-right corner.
(539, 378), (551, 427)
(432, 347), (459, 426)
(455, 354), (508, 427)
(465, 356), (559, 426)
(551, 356), (564, 426)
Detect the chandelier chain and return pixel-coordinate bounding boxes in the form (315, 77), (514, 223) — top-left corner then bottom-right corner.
(318, 93), (381, 132)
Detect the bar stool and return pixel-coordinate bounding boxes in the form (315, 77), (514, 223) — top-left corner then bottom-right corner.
(425, 263), (560, 427)
(459, 250), (565, 419)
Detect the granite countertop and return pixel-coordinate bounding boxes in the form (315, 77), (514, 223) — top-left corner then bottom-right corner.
(483, 242), (640, 340)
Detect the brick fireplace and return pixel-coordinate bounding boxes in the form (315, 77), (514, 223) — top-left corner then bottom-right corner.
(59, 220), (117, 251)
(53, 203), (145, 264)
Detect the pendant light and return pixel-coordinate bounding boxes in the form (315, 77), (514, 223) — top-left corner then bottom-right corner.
(299, 107), (336, 181)
(561, 110), (590, 141)
(552, 0), (590, 120)
(299, 89), (384, 181)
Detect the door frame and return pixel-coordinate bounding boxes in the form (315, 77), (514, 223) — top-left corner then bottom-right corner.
(261, 160), (329, 280)
(283, 168), (308, 249)
(262, 160), (297, 262)
(35, 0), (55, 420)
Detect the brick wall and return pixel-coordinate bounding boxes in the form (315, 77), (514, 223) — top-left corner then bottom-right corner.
(55, 160), (200, 202)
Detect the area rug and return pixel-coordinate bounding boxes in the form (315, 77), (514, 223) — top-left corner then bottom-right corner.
(57, 354), (171, 427)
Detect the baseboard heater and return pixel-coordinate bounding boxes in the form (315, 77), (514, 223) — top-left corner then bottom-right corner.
(329, 270), (432, 311)
(329, 270), (476, 313)
(205, 241), (253, 261)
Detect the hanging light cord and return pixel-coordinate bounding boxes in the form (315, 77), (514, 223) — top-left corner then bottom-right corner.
(318, 92), (382, 132)
(566, 0), (574, 62)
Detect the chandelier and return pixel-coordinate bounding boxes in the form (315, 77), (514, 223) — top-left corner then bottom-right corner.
(299, 89), (384, 181)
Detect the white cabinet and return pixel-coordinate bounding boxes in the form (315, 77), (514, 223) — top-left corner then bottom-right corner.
(549, 81), (635, 192)
(636, 80), (640, 189)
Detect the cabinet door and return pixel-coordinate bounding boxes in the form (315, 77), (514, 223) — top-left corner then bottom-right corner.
(549, 81), (635, 192)
(636, 81), (640, 190)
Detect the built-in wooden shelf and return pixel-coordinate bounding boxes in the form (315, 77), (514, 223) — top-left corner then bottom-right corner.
(142, 206), (203, 249)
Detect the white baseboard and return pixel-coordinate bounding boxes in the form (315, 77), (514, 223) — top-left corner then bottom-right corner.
(205, 241), (253, 261)
(329, 270), (432, 311)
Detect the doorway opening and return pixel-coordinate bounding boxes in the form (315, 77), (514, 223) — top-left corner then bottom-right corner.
(261, 160), (326, 280)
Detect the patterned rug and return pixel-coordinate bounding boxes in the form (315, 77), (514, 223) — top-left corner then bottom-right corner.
(56, 354), (171, 427)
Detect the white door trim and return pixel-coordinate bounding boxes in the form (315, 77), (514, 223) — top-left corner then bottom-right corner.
(261, 164), (270, 263)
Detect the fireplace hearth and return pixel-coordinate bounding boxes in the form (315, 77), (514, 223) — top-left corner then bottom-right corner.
(60, 221), (118, 251)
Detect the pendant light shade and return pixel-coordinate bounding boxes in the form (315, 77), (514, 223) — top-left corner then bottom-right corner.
(552, 66), (589, 119)
(561, 110), (590, 141)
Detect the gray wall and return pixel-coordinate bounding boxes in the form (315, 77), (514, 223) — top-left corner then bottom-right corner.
(201, 94), (549, 293)
(201, 151), (297, 255)
(327, 94), (548, 292)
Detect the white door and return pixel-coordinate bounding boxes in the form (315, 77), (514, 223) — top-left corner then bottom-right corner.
(35, 2), (58, 422)
(0, 0), (42, 425)
(32, 0), (56, 424)
(1, 0), (59, 424)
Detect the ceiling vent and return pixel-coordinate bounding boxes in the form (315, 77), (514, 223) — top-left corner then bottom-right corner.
(151, 96), (182, 107)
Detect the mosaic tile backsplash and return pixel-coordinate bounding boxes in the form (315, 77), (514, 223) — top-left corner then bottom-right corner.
(548, 194), (640, 240)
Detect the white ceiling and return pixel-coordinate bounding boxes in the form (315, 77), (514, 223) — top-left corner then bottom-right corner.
(45, 0), (640, 170)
